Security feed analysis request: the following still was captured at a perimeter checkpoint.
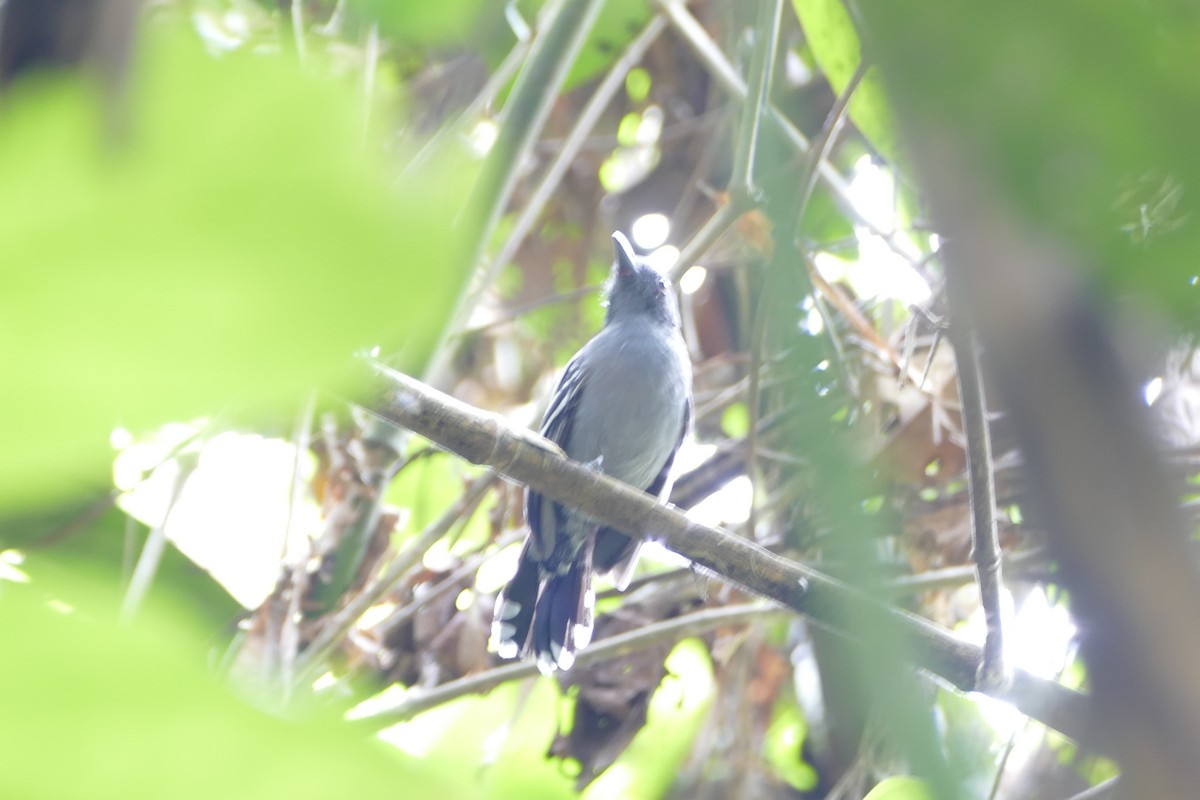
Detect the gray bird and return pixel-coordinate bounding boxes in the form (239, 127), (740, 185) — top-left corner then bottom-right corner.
(492, 231), (693, 674)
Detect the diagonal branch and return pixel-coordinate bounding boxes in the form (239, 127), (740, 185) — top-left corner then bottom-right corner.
(362, 359), (1110, 756)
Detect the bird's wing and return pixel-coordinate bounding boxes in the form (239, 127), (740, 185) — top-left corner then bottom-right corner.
(526, 355), (588, 560)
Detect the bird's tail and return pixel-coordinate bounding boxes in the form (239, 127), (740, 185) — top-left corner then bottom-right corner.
(532, 553), (595, 674)
(492, 538), (596, 673)
(491, 541), (540, 660)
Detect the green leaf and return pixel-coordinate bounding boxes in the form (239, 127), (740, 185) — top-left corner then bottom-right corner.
(764, 700), (818, 791)
(350, 0), (494, 45)
(859, 0), (1200, 326)
(791, 0), (901, 166)
(863, 776), (935, 800)
(721, 402), (751, 439)
(0, 23), (473, 518)
(0, 566), (464, 800)
(564, 0), (652, 91)
(625, 67), (652, 103)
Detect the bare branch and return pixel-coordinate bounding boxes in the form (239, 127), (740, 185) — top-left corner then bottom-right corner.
(950, 325), (1009, 691)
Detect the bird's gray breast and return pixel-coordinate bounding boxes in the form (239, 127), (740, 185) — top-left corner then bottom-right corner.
(564, 317), (690, 490)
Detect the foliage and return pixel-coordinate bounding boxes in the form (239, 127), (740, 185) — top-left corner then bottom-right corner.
(2, 0), (1197, 797)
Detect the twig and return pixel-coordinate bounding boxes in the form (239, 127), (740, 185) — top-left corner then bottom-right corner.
(880, 548), (1046, 598)
(360, 24), (379, 140)
(796, 61), (865, 223)
(354, 602), (786, 725)
(669, 192), (752, 282)
(458, 283), (602, 338)
(1063, 776), (1120, 800)
(951, 324), (1009, 691)
(120, 453), (198, 624)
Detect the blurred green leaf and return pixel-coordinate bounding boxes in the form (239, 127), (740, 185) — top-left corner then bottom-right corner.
(0, 24), (473, 516)
(860, 0), (1200, 324)
(585, 638), (716, 799)
(721, 401), (750, 439)
(564, 0), (651, 91)
(0, 566), (464, 800)
(381, 677), (577, 800)
(764, 699), (817, 791)
(14, 503), (242, 630)
(350, 0), (493, 45)
(863, 776), (935, 800)
(791, 0), (901, 166)
(798, 182), (856, 250)
(625, 67), (651, 103)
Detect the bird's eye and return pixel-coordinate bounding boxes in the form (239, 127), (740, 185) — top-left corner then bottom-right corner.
(656, 277), (667, 293)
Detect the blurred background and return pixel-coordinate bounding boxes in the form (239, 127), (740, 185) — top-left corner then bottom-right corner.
(3, 1), (1199, 798)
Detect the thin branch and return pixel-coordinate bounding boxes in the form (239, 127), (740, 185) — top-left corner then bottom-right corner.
(402, 33), (531, 178)
(458, 282), (603, 338)
(354, 603), (786, 725)
(482, 14), (668, 297)
(424, 0), (607, 388)
(363, 360), (1110, 757)
(704, 0), (785, 546)
(729, 0), (783, 196)
(796, 61), (865, 224)
(1063, 776), (1120, 800)
(120, 453), (198, 624)
(951, 324), (1009, 691)
(669, 192), (753, 282)
(881, 548), (1046, 598)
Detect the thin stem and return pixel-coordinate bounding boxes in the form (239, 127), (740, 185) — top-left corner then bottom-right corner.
(880, 548), (1046, 598)
(458, 283), (603, 338)
(729, 0), (784, 196)
(360, 24), (379, 141)
(796, 60), (866, 225)
(120, 454), (197, 624)
(669, 192), (752, 282)
(373, 529), (523, 639)
(952, 325), (1009, 691)
(483, 14), (668, 295)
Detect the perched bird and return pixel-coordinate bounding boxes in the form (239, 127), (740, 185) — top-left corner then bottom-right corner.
(492, 232), (693, 674)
